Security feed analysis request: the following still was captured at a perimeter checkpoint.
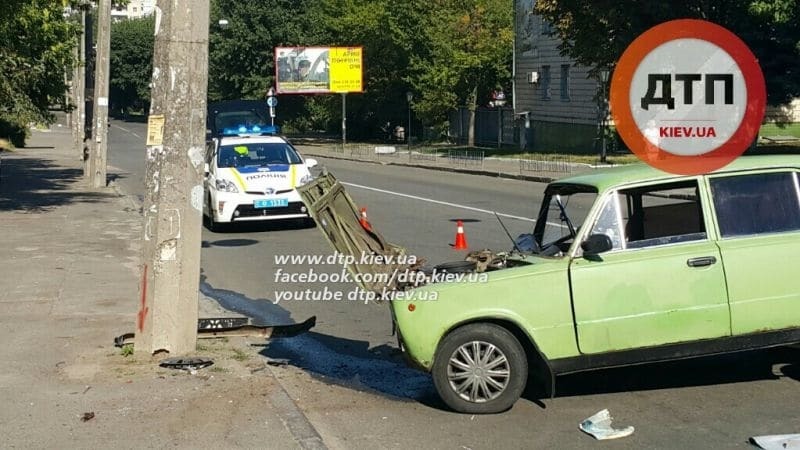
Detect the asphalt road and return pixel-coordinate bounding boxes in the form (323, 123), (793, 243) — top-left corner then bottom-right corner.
(108, 119), (800, 449)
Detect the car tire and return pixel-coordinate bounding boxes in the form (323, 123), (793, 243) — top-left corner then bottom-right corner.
(205, 197), (222, 232)
(432, 323), (528, 414)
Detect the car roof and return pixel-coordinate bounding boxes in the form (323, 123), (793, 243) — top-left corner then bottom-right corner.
(219, 135), (289, 146)
(554, 154), (800, 192)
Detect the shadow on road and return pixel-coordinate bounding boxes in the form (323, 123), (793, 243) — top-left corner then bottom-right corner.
(543, 346), (800, 400)
(202, 238), (260, 248)
(204, 218), (315, 233)
(200, 272), (438, 405)
(262, 330), (436, 401)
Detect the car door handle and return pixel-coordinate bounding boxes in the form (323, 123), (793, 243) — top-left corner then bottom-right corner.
(687, 256), (717, 267)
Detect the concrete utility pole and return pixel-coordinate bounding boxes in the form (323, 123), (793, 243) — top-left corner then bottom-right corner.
(89, 0), (110, 188)
(136, 0), (210, 355)
(73, 7), (87, 168)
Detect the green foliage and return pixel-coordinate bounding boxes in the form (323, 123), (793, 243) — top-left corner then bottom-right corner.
(110, 15), (155, 115)
(206, 0), (512, 139)
(407, 0), (513, 125)
(208, 0), (319, 102)
(534, 0), (800, 105)
(120, 344), (134, 357)
(0, 0), (79, 142)
(303, 0), (512, 139)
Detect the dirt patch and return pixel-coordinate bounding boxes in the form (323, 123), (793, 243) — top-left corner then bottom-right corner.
(58, 336), (267, 384)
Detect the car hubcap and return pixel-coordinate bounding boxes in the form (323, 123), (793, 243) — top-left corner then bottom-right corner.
(447, 340), (510, 403)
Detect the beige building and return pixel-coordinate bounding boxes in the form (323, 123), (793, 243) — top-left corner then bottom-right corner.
(111, 0), (156, 22)
(514, 0), (603, 153)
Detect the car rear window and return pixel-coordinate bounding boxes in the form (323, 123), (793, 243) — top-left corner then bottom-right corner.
(710, 171), (800, 237)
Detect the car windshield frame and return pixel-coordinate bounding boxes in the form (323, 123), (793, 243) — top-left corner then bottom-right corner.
(532, 183), (598, 254)
(217, 142), (303, 169)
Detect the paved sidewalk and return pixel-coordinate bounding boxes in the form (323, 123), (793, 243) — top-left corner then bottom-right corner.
(292, 141), (598, 183)
(0, 122), (310, 449)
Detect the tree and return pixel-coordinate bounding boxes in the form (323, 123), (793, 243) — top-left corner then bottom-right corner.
(310, 0), (513, 143)
(110, 14), (155, 116)
(406, 0), (513, 145)
(208, 0), (319, 101)
(534, 0), (800, 106)
(306, 0), (421, 138)
(187, 0), (516, 142)
(207, 0), (324, 131)
(0, 0), (79, 145)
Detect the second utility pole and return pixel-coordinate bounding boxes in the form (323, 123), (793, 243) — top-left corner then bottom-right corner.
(89, 0), (110, 187)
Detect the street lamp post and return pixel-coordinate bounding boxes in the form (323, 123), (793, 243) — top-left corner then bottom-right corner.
(599, 69), (610, 164)
(266, 86), (276, 127)
(406, 91), (413, 152)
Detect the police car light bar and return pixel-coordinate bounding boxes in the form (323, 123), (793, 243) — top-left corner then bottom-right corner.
(221, 124), (280, 136)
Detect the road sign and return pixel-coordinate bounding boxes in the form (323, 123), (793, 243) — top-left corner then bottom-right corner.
(610, 19), (766, 175)
(267, 96), (277, 107)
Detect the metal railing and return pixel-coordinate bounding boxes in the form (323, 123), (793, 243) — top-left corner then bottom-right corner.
(447, 149), (484, 167)
(409, 148), (439, 162)
(519, 154), (574, 173)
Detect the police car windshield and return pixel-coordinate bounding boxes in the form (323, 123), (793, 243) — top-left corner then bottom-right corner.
(218, 143), (302, 168)
(214, 111), (263, 133)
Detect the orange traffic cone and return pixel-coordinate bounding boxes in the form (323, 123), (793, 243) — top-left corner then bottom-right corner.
(359, 207), (372, 232)
(453, 220), (468, 250)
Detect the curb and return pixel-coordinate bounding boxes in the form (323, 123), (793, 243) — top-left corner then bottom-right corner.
(267, 377), (328, 450)
(302, 151), (559, 184)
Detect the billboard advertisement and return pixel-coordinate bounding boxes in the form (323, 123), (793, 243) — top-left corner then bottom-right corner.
(275, 46), (364, 94)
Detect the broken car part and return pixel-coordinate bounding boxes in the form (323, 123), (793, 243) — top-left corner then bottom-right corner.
(114, 316), (316, 347)
(159, 357), (214, 371)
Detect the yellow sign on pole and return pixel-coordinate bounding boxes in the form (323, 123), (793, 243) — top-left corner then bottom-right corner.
(146, 114), (165, 146)
(329, 47), (363, 93)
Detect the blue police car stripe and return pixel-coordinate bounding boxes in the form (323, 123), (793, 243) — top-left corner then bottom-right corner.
(235, 164), (290, 173)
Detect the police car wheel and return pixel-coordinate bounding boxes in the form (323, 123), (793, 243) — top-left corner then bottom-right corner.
(205, 197), (222, 232)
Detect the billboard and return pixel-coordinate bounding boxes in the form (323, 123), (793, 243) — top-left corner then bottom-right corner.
(275, 46), (364, 94)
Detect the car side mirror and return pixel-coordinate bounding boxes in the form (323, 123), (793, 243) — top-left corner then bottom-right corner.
(305, 158), (318, 168)
(581, 234), (613, 256)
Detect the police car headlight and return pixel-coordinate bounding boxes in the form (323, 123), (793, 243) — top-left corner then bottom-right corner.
(215, 178), (239, 193)
(299, 174), (314, 185)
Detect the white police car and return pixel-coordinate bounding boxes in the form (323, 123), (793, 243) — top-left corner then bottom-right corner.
(203, 124), (318, 230)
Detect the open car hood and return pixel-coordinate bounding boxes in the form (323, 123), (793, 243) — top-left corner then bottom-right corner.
(297, 171), (412, 294)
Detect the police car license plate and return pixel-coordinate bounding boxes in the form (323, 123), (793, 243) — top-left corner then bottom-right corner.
(254, 198), (288, 208)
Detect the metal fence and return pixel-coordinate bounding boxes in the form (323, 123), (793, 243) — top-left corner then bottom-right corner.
(409, 148), (439, 162)
(331, 143), (403, 158)
(519, 154), (574, 173)
(447, 149), (484, 167)
(448, 107), (517, 147)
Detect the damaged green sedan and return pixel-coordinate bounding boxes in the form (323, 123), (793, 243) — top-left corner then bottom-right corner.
(298, 155), (800, 414)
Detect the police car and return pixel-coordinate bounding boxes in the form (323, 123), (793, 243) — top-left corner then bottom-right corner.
(203, 124), (318, 231)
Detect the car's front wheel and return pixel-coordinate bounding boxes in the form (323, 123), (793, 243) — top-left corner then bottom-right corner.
(205, 196), (222, 232)
(432, 323), (528, 414)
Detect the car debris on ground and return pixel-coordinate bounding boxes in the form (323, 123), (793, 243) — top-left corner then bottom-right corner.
(579, 409), (634, 440)
(749, 434), (800, 449)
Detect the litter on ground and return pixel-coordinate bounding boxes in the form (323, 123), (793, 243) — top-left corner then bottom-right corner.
(579, 409), (635, 440)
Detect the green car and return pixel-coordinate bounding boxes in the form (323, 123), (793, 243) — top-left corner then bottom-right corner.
(298, 155), (800, 414)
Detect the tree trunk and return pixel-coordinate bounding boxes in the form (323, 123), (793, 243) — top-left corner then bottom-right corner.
(467, 85), (477, 147)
